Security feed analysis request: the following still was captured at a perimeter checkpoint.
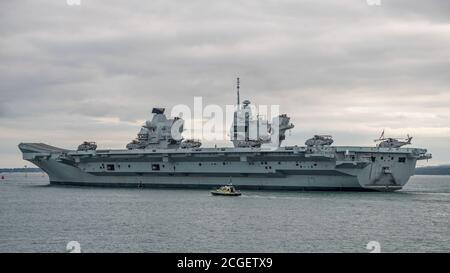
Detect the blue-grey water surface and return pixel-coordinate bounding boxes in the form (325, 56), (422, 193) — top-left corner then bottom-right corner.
(0, 173), (449, 252)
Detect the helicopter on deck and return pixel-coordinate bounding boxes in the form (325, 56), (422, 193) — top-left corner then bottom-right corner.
(374, 130), (413, 148)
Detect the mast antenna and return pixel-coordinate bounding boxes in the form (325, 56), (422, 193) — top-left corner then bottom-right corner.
(236, 77), (240, 106)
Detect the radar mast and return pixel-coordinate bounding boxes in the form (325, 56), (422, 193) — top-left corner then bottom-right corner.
(236, 77), (240, 107)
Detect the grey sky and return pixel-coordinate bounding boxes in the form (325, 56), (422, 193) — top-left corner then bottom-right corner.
(1, 0), (449, 167)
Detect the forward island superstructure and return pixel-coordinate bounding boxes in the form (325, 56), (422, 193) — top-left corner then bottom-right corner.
(19, 81), (431, 191)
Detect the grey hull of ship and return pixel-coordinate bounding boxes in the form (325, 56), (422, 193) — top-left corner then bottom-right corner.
(40, 160), (367, 191)
(26, 156), (417, 192)
(19, 143), (430, 192)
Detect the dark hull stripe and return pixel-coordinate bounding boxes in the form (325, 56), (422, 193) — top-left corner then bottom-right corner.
(49, 181), (378, 192)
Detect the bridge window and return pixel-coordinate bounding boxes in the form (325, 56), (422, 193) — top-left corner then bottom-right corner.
(106, 164), (115, 171)
(152, 164), (160, 171)
(398, 157), (406, 163)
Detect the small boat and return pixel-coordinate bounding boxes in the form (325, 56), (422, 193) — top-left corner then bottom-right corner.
(211, 184), (241, 196)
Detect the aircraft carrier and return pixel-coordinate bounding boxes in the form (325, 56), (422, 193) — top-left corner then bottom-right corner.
(18, 81), (432, 191)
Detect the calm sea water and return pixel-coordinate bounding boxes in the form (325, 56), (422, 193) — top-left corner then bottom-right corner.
(0, 173), (449, 253)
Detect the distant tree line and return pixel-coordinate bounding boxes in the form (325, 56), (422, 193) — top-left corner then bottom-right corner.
(0, 168), (43, 173)
(415, 165), (450, 175)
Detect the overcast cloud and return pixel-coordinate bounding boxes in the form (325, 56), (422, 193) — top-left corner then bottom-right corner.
(1, 0), (449, 167)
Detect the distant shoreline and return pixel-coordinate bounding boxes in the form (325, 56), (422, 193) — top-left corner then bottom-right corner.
(0, 168), (43, 173)
(414, 165), (450, 175)
(1, 166), (450, 175)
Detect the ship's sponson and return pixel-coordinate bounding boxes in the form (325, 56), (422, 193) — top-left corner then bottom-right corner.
(19, 142), (431, 192)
